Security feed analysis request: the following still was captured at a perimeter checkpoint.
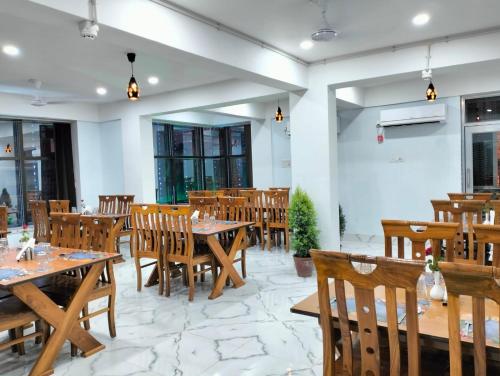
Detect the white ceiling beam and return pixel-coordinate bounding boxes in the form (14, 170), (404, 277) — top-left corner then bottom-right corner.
(204, 103), (267, 121)
(27, 0), (308, 91)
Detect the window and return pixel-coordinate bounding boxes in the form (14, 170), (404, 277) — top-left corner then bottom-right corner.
(0, 120), (75, 226)
(153, 122), (252, 203)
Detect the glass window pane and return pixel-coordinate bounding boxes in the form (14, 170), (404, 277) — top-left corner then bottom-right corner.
(203, 128), (224, 156)
(173, 126), (198, 156)
(465, 96), (500, 123)
(229, 157), (248, 188)
(472, 132), (500, 189)
(22, 122), (42, 157)
(155, 158), (173, 204)
(174, 159), (202, 202)
(153, 123), (168, 156)
(0, 160), (21, 226)
(0, 120), (16, 157)
(204, 158), (226, 190)
(229, 126), (246, 155)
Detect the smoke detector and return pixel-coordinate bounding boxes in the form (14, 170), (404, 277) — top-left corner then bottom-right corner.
(79, 0), (99, 40)
(311, 0), (338, 42)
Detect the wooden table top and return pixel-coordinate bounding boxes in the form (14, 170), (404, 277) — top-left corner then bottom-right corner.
(192, 220), (255, 236)
(291, 282), (500, 349)
(0, 247), (120, 288)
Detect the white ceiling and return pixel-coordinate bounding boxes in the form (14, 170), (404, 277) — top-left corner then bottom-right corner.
(0, 2), (232, 103)
(165, 0), (500, 62)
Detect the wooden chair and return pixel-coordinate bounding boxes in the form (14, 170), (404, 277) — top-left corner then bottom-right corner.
(447, 192), (493, 202)
(29, 200), (50, 243)
(115, 195), (135, 255)
(48, 200), (70, 213)
(50, 213), (82, 248)
(44, 216), (117, 356)
(381, 219), (458, 261)
(187, 190), (212, 198)
(159, 205), (216, 301)
(439, 262), (500, 376)
(239, 190), (265, 249)
(311, 250), (425, 376)
(264, 190), (290, 251)
(220, 188), (240, 197)
(431, 199), (453, 222)
(0, 205), (8, 238)
(472, 224), (500, 266)
(488, 200), (500, 225)
(98, 195), (117, 214)
(217, 196), (247, 278)
(188, 196), (218, 218)
(269, 187), (290, 201)
(130, 204), (163, 294)
(0, 297), (46, 355)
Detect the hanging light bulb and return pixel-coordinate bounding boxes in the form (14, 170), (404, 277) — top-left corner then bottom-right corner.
(275, 99), (284, 122)
(423, 45), (437, 102)
(4, 143), (12, 153)
(426, 81), (437, 102)
(127, 52), (139, 101)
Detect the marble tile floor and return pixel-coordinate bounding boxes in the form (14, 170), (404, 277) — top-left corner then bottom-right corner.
(0, 239), (385, 376)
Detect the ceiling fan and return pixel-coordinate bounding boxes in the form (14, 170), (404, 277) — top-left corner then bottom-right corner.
(28, 79), (72, 107)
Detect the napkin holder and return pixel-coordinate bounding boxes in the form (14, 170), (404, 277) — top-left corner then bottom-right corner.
(16, 238), (36, 262)
(191, 210), (200, 223)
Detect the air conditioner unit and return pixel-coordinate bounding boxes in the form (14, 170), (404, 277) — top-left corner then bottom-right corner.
(378, 103), (447, 127)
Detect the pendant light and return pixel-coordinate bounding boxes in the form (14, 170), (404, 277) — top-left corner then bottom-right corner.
(127, 52), (139, 101)
(422, 45), (437, 102)
(275, 98), (284, 122)
(4, 143), (12, 153)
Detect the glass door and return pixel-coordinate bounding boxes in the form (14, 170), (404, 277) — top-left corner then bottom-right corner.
(464, 123), (500, 193)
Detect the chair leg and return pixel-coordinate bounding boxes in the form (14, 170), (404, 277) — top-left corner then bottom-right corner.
(82, 304), (90, 330)
(157, 259), (164, 296)
(187, 263), (195, 301)
(266, 225), (271, 251)
(211, 258), (218, 287)
(71, 343), (78, 357)
(165, 260), (171, 297)
(260, 226), (265, 250)
(14, 327), (25, 355)
(241, 249), (247, 278)
(115, 237), (120, 254)
(200, 265), (205, 282)
(285, 228), (290, 252)
(129, 239), (133, 258)
(108, 294), (116, 338)
(34, 320), (42, 345)
(8, 329), (17, 353)
(135, 257), (142, 292)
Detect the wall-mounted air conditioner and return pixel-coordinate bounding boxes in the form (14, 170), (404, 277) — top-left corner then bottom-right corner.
(378, 103), (447, 127)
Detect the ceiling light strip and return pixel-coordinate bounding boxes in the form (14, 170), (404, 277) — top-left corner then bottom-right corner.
(310, 25), (500, 66)
(150, 0), (309, 66)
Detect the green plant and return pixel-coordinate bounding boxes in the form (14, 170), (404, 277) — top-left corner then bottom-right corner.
(339, 205), (346, 239)
(289, 187), (320, 258)
(19, 224), (30, 243)
(426, 255), (444, 272)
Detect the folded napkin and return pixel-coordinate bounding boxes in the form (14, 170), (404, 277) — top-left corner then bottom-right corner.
(191, 210), (200, 220)
(65, 252), (102, 260)
(0, 268), (26, 281)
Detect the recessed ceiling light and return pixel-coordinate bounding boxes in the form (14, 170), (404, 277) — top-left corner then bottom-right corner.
(96, 87), (107, 95)
(300, 40), (314, 50)
(487, 108), (493, 112)
(148, 76), (159, 85)
(2, 44), (20, 56)
(412, 13), (430, 26)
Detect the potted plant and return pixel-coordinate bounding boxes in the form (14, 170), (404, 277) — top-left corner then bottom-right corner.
(289, 187), (320, 277)
(19, 223), (30, 248)
(426, 253), (445, 301)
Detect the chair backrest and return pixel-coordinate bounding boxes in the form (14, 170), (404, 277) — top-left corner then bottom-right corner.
(29, 200), (50, 243)
(439, 262), (500, 376)
(187, 190), (214, 198)
(188, 196), (218, 218)
(81, 216), (114, 252)
(447, 192), (493, 202)
(489, 200), (500, 225)
(99, 195), (117, 214)
(264, 190), (288, 225)
(116, 195), (134, 229)
(0, 205), (7, 234)
(49, 200), (70, 213)
(449, 200), (486, 262)
(50, 213), (82, 248)
(220, 188), (240, 197)
(130, 204), (161, 258)
(311, 250), (425, 376)
(381, 219), (458, 261)
(431, 199), (453, 222)
(158, 205), (194, 261)
(472, 224), (500, 266)
(217, 196), (246, 221)
(239, 190), (263, 223)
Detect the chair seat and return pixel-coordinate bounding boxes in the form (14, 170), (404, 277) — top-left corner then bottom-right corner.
(42, 274), (112, 307)
(0, 297), (39, 332)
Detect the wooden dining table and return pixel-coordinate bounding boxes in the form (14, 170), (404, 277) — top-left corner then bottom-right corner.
(291, 282), (500, 361)
(145, 220), (254, 299)
(0, 247), (120, 376)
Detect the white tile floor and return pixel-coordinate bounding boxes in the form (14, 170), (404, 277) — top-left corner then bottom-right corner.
(0, 237), (385, 376)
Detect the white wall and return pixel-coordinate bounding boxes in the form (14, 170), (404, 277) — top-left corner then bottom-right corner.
(338, 96), (462, 238)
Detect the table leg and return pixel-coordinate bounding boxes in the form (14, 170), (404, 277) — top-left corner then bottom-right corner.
(12, 263), (106, 376)
(207, 227), (246, 299)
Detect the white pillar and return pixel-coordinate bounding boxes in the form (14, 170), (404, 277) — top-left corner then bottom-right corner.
(251, 119), (273, 189)
(121, 114), (156, 202)
(289, 82), (340, 249)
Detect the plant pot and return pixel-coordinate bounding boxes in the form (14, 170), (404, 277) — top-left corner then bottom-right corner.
(293, 256), (314, 277)
(429, 271), (445, 301)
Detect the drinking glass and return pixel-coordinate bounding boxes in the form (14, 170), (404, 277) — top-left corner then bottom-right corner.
(417, 274), (430, 312)
(36, 247), (50, 272)
(203, 213), (210, 223)
(0, 238), (8, 263)
(209, 215), (216, 228)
